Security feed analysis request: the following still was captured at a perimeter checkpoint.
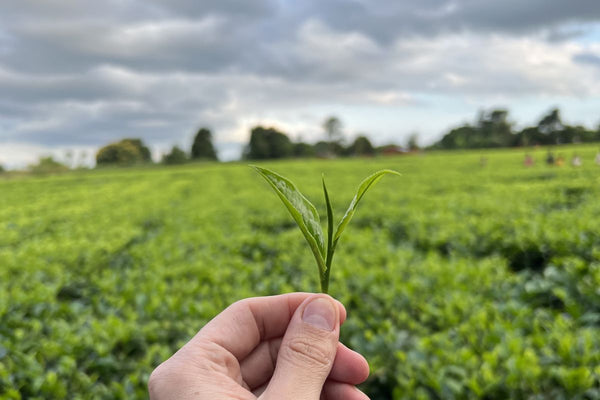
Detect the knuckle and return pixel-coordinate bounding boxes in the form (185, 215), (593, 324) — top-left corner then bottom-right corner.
(281, 336), (334, 370)
(148, 363), (170, 398)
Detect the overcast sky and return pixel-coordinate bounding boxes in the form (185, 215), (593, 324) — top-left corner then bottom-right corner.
(1, 0), (600, 167)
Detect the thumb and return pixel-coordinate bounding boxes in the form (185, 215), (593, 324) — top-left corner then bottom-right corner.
(260, 295), (340, 400)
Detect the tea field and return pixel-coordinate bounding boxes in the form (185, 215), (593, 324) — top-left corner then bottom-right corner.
(1, 145), (600, 399)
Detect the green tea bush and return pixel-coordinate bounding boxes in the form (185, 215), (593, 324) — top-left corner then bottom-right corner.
(1, 146), (600, 399)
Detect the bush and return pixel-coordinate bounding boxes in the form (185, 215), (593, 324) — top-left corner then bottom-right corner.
(28, 157), (69, 174)
(96, 138), (152, 166)
(162, 146), (188, 165)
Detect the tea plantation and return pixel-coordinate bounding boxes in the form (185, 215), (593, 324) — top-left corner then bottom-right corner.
(1, 146), (600, 399)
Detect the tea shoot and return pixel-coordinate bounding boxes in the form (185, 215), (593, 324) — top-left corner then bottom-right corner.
(252, 166), (400, 293)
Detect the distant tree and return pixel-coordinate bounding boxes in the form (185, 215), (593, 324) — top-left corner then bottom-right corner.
(347, 135), (375, 156)
(476, 109), (513, 147)
(96, 138), (151, 166)
(122, 138), (152, 162)
(322, 116), (345, 156)
(406, 133), (420, 151)
(191, 128), (217, 160)
(514, 127), (543, 146)
(323, 116), (344, 144)
(245, 126), (293, 159)
(537, 108), (563, 135)
(433, 109), (514, 149)
(162, 146), (188, 165)
(561, 125), (599, 143)
(0, 164), (5, 173)
(437, 125), (479, 149)
(29, 157), (69, 174)
(432, 106), (599, 150)
(293, 142), (316, 158)
(314, 141), (331, 157)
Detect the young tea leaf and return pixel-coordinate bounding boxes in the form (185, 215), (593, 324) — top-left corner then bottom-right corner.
(322, 175), (334, 293)
(251, 166), (327, 275)
(253, 166), (399, 294)
(333, 169), (401, 246)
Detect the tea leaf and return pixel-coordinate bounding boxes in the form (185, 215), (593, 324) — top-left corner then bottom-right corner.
(334, 169), (401, 246)
(322, 175), (334, 293)
(251, 166), (326, 274)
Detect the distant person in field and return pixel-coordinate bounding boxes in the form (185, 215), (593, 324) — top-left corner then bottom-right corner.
(571, 154), (582, 167)
(595, 151), (600, 166)
(545, 151), (555, 166)
(524, 154), (534, 167)
(556, 154), (565, 167)
(148, 293), (370, 400)
(479, 156), (488, 167)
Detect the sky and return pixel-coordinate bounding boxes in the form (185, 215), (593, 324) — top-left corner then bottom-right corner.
(1, 0), (600, 167)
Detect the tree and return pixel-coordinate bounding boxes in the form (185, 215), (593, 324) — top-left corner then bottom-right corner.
(0, 164), (5, 174)
(96, 138), (152, 166)
(293, 142), (316, 158)
(537, 108), (563, 135)
(323, 116), (343, 143)
(245, 126), (293, 159)
(162, 146), (188, 165)
(347, 135), (375, 156)
(121, 138), (152, 162)
(191, 128), (217, 160)
(437, 125), (479, 149)
(476, 109), (513, 148)
(406, 133), (420, 151)
(433, 109), (514, 149)
(29, 157), (69, 174)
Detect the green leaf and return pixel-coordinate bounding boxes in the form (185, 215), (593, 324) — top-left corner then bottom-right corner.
(334, 169), (401, 245)
(322, 175), (334, 261)
(322, 175), (334, 293)
(251, 166), (326, 272)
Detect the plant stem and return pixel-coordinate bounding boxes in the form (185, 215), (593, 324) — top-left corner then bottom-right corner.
(322, 176), (334, 294)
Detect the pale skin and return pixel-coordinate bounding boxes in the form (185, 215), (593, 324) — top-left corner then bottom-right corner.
(148, 293), (370, 400)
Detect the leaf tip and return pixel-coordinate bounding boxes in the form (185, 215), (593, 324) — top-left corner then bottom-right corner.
(382, 169), (402, 176)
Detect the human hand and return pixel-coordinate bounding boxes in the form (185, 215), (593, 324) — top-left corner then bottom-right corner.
(148, 293), (370, 400)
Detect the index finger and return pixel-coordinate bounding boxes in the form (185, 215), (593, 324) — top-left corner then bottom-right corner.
(192, 292), (347, 360)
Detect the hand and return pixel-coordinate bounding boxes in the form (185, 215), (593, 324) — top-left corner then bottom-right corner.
(148, 293), (370, 400)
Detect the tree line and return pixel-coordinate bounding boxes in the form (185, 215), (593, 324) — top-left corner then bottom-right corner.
(3, 107), (599, 173)
(96, 130), (217, 166)
(92, 116), (408, 167)
(430, 108), (600, 150)
(91, 108), (599, 167)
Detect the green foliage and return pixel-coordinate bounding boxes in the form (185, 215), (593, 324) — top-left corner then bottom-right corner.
(347, 136), (376, 156)
(252, 166), (327, 290)
(162, 146), (188, 165)
(292, 142), (316, 158)
(96, 138), (152, 166)
(407, 134), (420, 151)
(190, 128), (217, 160)
(28, 156), (69, 174)
(434, 108), (600, 149)
(252, 166), (400, 293)
(2, 145), (600, 399)
(245, 126), (293, 160)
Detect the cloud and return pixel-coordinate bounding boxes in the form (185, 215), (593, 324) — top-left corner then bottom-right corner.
(0, 1), (599, 168)
(574, 52), (600, 66)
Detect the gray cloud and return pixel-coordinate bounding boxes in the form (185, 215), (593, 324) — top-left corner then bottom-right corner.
(0, 0), (599, 166)
(574, 52), (600, 66)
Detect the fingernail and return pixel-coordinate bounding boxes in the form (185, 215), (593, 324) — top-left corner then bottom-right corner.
(302, 297), (336, 331)
(353, 386), (370, 399)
